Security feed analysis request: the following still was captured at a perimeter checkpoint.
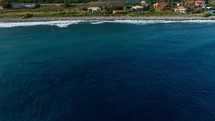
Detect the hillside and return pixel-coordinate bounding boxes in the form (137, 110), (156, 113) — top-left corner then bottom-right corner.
(3, 0), (142, 3)
(4, 0), (98, 3)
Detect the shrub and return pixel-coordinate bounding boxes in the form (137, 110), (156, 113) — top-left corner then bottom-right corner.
(203, 12), (212, 17)
(112, 6), (124, 10)
(22, 13), (33, 19)
(63, 0), (70, 8)
(149, 8), (157, 12)
(3, 2), (12, 8)
(33, 3), (41, 9)
(144, 5), (151, 11)
(193, 8), (203, 13)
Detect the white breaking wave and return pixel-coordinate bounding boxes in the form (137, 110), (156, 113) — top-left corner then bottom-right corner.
(1, 20), (215, 28)
(91, 20), (174, 25)
(0, 20), (83, 28)
(91, 20), (215, 25)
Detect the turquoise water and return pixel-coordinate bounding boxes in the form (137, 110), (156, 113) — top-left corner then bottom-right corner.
(0, 21), (215, 121)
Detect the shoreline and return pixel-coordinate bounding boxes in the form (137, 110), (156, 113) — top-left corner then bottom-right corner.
(0, 16), (215, 22)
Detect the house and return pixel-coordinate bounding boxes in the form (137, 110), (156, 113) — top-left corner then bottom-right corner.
(131, 6), (144, 12)
(199, 3), (206, 8)
(141, 0), (146, 4)
(113, 10), (125, 14)
(0, 0), (3, 9)
(174, 6), (187, 13)
(87, 7), (101, 13)
(11, 3), (36, 9)
(153, 2), (168, 11)
(195, 0), (205, 6)
(206, 6), (213, 11)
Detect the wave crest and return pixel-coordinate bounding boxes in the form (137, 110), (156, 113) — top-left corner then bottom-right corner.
(0, 21), (82, 28)
(1, 20), (215, 28)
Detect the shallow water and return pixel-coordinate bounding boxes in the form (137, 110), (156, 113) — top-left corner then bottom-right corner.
(0, 21), (215, 121)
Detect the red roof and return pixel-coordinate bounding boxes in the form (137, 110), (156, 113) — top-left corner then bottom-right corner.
(114, 10), (125, 13)
(195, 0), (205, 2)
(0, 0), (3, 6)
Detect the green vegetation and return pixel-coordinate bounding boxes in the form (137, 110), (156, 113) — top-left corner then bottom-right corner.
(21, 13), (33, 18)
(63, 0), (71, 8)
(3, 2), (12, 8)
(203, 12), (212, 17)
(33, 3), (41, 8)
(4, 0), (97, 3)
(0, 1), (214, 18)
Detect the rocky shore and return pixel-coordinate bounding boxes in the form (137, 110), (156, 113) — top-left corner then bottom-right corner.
(0, 16), (215, 22)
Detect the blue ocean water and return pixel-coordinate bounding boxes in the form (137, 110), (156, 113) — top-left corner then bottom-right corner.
(0, 21), (215, 121)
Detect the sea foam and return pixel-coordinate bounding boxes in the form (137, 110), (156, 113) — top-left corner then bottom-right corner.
(1, 20), (215, 28)
(91, 20), (215, 25)
(0, 20), (82, 28)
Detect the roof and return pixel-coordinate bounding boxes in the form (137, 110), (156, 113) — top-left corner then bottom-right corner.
(88, 7), (101, 9)
(153, 2), (167, 6)
(0, 0), (2, 7)
(177, 6), (187, 9)
(153, 2), (168, 11)
(195, 0), (205, 1)
(113, 10), (125, 13)
(153, 2), (159, 6)
(195, 0), (205, 3)
(132, 6), (144, 9)
(141, 0), (146, 4)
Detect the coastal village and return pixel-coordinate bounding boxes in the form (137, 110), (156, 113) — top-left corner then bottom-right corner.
(0, 0), (215, 17)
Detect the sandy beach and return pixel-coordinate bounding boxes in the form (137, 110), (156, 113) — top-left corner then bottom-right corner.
(0, 16), (215, 22)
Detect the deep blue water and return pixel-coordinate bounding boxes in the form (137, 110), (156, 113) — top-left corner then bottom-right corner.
(0, 22), (215, 121)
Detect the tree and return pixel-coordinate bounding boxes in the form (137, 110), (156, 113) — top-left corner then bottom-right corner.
(209, 0), (215, 5)
(63, 0), (70, 7)
(3, 1), (12, 8)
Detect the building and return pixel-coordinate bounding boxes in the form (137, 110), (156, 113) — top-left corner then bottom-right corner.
(153, 2), (168, 12)
(174, 6), (187, 13)
(206, 6), (213, 11)
(113, 10), (125, 14)
(141, 0), (146, 4)
(0, 0), (3, 9)
(87, 7), (101, 13)
(11, 3), (36, 9)
(131, 6), (144, 12)
(195, 0), (205, 6)
(199, 2), (206, 8)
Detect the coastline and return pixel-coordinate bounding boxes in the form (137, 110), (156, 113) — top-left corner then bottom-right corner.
(0, 16), (215, 22)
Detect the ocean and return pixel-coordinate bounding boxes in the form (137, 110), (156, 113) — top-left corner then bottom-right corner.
(0, 20), (215, 121)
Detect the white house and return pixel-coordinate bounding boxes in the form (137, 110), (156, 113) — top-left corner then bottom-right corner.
(206, 6), (213, 10)
(132, 6), (144, 12)
(174, 6), (187, 13)
(0, 0), (3, 9)
(11, 3), (36, 9)
(87, 7), (101, 13)
(141, 0), (146, 4)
